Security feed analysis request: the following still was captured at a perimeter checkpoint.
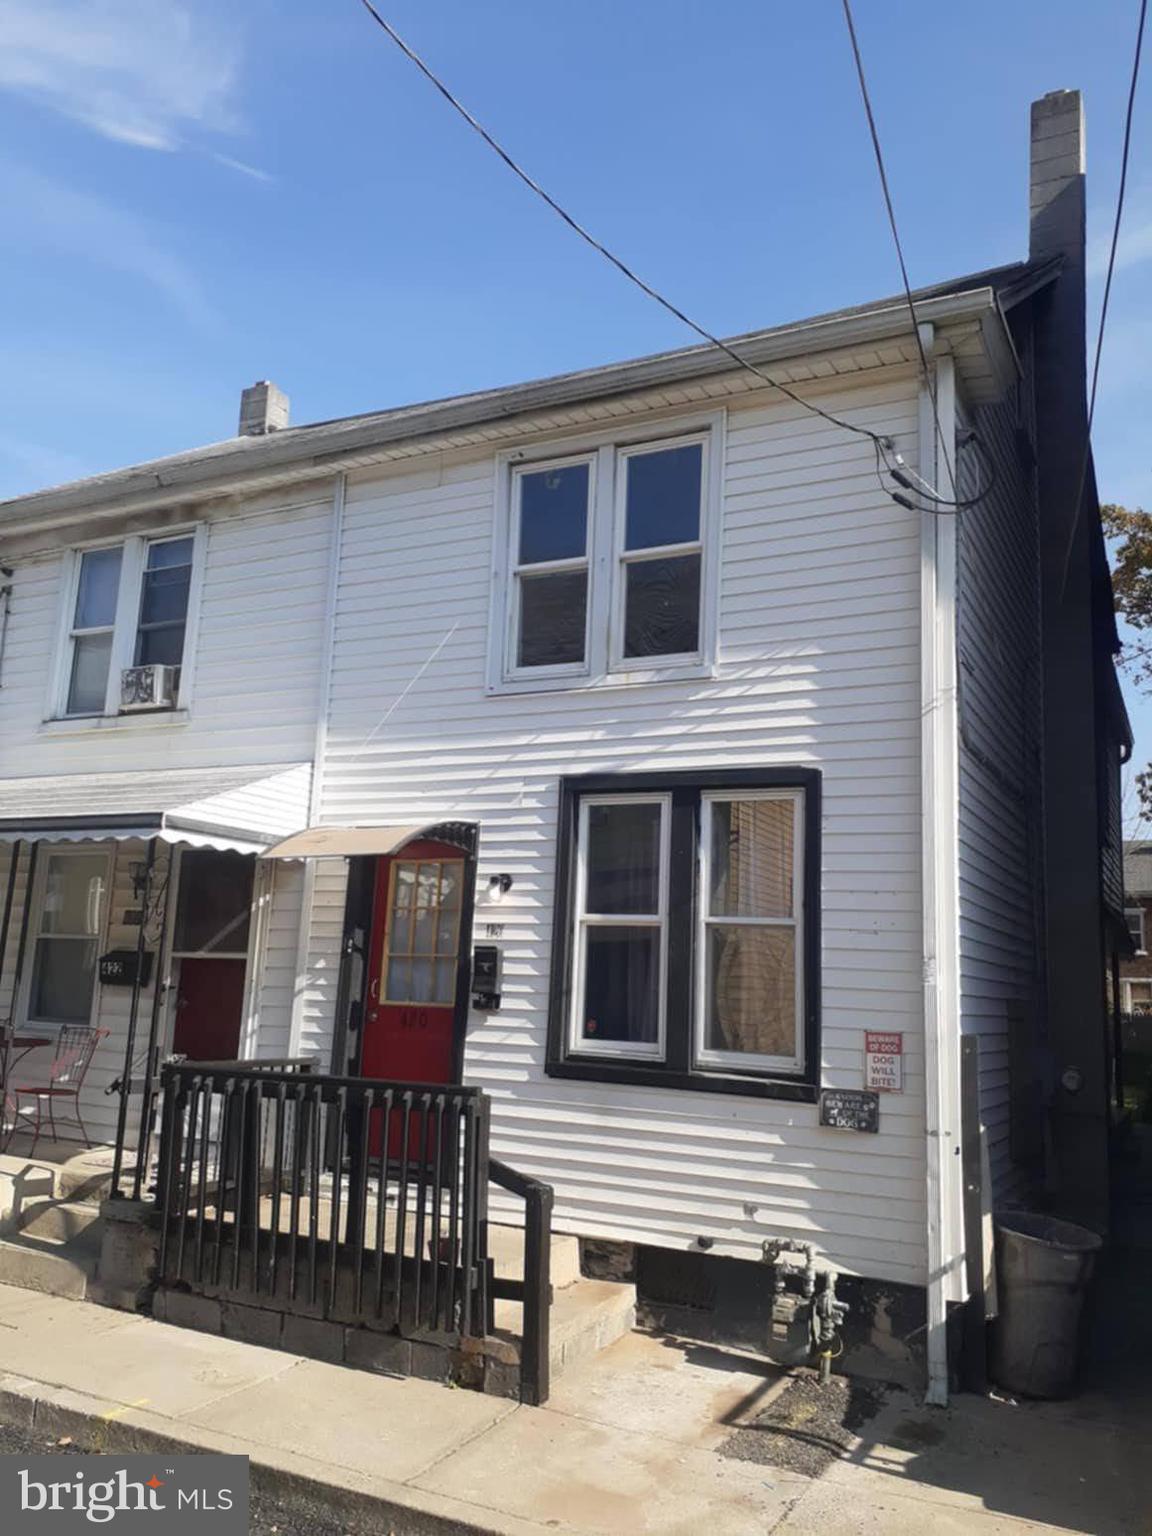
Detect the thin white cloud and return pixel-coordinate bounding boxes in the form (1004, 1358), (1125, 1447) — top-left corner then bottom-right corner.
(209, 151), (274, 184)
(0, 162), (215, 325)
(0, 0), (238, 151)
(1088, 204), (1152, 279)
(0, 433), (90, 495)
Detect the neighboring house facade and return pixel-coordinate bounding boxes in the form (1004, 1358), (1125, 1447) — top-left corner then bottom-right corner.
(1122, 842), (1152, 1014)
(0, 91), (1128, 1400)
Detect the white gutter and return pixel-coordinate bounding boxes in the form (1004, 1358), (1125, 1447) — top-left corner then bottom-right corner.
(918, 334), (966, 1406)
(288, 472), (346, 1057)
(0, 288), (1012, 537)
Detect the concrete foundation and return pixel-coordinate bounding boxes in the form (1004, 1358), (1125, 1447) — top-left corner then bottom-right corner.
(582, 1240), (926, 1390)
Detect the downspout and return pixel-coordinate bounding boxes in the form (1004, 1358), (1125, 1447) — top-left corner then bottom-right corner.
(288, 472), (346, 1056)
(918, 331), (965, 1405)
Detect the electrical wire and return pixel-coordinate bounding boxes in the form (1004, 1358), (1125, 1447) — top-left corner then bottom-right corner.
(354, 0), (901, 460)
(1059, 0), (1147, 599)
(840, 0), (962, 506)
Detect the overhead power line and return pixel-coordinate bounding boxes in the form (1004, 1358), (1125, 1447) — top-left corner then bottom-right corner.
(1059, 0), (1147, 598)
(840, 0), (967, 508)
(355, 0), (911, 463)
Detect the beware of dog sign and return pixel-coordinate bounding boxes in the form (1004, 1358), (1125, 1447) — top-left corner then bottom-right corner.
(864, 1031), (904, 1093)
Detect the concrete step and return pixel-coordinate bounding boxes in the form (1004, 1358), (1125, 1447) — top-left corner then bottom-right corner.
(9, 1198), (103, 1246)
(0, 1154), (59, 1222)
(494, 1277), (637, 1381)
(0, 1233), (98, 1300)
(488, 1223), (582, 1290)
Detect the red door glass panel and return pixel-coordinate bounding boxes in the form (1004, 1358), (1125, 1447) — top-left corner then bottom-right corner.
(361, 841), (465, 1156)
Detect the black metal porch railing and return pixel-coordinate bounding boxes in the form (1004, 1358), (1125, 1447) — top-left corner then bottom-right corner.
(154, 1062), (553, 1402)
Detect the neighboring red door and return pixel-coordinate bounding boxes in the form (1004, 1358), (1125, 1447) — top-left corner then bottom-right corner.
(173, 958), (247, 1060)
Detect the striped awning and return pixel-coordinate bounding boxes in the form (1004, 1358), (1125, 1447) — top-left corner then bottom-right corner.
(0, 763), (312, 854)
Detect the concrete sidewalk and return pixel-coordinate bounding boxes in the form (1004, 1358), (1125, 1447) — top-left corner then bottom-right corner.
(0, 1283), (1144, 1535)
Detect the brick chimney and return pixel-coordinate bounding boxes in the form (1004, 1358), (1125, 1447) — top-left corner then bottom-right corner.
(1029, 90), (1088, 561)
(238, 380), (290, 436)
(1029, 89), (1086, 267)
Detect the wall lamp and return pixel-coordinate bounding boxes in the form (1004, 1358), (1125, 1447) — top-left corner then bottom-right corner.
(487, 873), (514, 902)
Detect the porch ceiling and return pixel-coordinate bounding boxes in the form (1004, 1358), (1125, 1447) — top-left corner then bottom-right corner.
(0, 762), (312, 854)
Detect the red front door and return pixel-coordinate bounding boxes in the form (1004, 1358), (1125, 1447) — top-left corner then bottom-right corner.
(173, 957), (247, 1060)
(361, 841), (466, 1087)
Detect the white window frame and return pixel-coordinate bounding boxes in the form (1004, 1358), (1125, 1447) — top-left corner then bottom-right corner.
(20, 847), (112, 1028)
(694, 790), (805, 1075)
(487, 411), (724, 695)
(1125, 977), (1152, 1014)
(1126, 906), (1146, 955)
(610, 432), (709, 674)
(505, 453), (596, 684)
(50, 525), (205, 721)
(568, 792), (670, 1061)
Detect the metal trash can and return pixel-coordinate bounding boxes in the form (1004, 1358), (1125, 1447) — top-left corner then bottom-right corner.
(991, 1212), (1102, 1398)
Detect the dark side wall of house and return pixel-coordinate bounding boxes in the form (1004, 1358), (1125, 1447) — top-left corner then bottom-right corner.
(1029, 91), (1128, 1233)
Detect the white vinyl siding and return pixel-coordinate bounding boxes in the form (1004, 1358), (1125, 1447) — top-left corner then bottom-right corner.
(311, 367), (928, 1287)
(0, 487), (334, 778)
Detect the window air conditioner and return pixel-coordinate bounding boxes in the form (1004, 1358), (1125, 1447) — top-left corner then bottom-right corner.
(120, 664), (178, 712)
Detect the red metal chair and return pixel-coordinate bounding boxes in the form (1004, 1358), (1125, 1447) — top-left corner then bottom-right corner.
(6, 1025), (109, 1153)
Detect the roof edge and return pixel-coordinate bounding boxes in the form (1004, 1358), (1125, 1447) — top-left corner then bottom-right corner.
(0, 267), (1052, 535)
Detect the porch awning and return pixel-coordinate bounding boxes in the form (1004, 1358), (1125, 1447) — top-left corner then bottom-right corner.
(0, 763), (312, 854)
(263, 824), (427, 859)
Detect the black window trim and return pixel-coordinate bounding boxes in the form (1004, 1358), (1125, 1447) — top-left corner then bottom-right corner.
(546, 767), (821, 1103)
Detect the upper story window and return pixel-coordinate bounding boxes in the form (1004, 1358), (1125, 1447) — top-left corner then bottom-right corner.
(56, 531), (200, 719)
(490, 416), (721, 693)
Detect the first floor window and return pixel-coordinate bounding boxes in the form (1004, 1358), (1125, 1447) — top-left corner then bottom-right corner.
(1127, 979), (1152, 1015)
(549, 770), (819, 1095)
(26, 851), (108, 1025)
(1126, 907), (1146, 954)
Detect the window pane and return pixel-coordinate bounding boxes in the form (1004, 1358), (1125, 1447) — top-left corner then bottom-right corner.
(705, 925), (797, 1058)
(136, 625), (185, 667)
(436, 906), (461, 954)
(67, 632), (113, 714)
(410, 957), (434, 1003)
(434, 958), (456, 1004)
(139, 563), (191, 626)
(710, 800), (794, 918)
(73, 546), (122, 628)
(174, 851), (254, 954)
(29, 937), (99, 1024)
(518, 569), (587, 668)
(40, 856), (105, 936)
(147, 537), (194, 571)
(625, 444), (702, 551)
(623, 554), (700, 658)
(518, 463), (589, 564)
(582, 926), (659, 1044)
(386, 957), (410, 1001)
(585, 801), (662, 914)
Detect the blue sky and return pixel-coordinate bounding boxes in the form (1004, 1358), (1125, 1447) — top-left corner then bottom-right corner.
(0, 0), (1148, 800)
